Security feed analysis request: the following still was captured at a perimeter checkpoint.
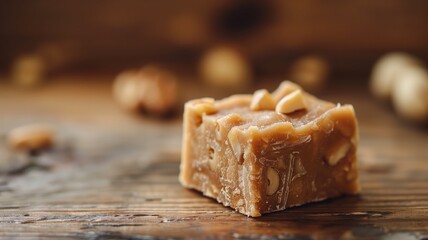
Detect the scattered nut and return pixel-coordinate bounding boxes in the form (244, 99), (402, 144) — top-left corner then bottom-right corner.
(266, 167), (279, 195)
(326, 141), (351, 166)
(250, 89), (276, 111)
(200, 46), (252, 89)
(391, 66), (428, 123)
(370, 52), (422, 101)
(113, 71), (144, 111)
(370, 52), (428, 124)
(113, 65), (178, 116)
(289, 55), (330, 92)
(275, 90), (307, 114)
(10, 54), (47, 88)
(7, 124), (55, 152)
(271, 81), (302, 102)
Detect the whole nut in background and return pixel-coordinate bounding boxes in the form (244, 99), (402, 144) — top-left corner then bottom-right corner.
(370, 52), (423, 101)
(113, 65), (178, 116)
(113, 71), (146, 111)
(7, 124), (55, 152)
(200, 46), (252, 89)
(391, 66), (428, 123)
(289, 55), (330, 93)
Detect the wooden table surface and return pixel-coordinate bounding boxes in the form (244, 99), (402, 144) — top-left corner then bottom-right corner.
(0, 75), (427, 240)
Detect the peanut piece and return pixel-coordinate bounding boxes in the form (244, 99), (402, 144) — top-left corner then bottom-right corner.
(272, 81), (302, 102)
(192, 98), (218, 127)
(250, 89), (276, 111)
(7, 124), (55, 151)
(275, 90), (307, 114)
(266, 167), (279, 195)
(192, 98), (218, 115)
(228, 128), (244, 164)
(327, 141), (351, 166)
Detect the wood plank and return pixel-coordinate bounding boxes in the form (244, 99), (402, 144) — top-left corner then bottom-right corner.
(0, 75), (427, 239)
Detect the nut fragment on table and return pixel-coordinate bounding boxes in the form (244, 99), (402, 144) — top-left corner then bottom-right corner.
(7, 124), (55, 152)
(113, 65), (178, 116)
(200, 46), (252, 89)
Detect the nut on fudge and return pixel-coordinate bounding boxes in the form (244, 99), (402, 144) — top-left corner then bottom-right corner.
(179, 81), (360, 217)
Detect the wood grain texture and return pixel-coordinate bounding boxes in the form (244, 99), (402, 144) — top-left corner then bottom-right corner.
(0, 75), (427, 239)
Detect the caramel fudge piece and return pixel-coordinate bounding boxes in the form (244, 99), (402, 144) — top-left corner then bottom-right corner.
(179, 81), (360, 217)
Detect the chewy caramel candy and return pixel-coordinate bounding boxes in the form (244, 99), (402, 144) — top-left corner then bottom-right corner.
(179, 81), (360, 217)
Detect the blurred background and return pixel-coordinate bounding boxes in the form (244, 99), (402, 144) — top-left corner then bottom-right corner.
(1, 1), (428, 80)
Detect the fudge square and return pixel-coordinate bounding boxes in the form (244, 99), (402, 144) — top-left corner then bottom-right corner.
(179, 81), (360, 217)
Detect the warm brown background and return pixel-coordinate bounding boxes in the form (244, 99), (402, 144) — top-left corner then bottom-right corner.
(1, 0), (428, 78)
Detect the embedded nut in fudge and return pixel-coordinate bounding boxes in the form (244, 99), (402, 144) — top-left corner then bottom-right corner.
(179, 81), (360, 217)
